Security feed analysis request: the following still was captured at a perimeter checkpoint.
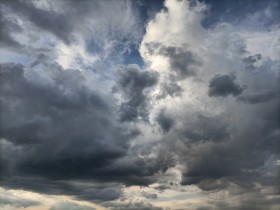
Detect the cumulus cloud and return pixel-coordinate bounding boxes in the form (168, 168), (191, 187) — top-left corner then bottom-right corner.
(158, 45), (198, 78)
(208, 74), (245, 97)
(139, 0), (279, 208)
(115, 65), (158, 122)
(156, 109), (174, 133)
(0, 60), (173, 206)
(0, 0), (279, 210)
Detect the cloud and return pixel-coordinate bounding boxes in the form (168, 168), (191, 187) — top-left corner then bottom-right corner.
(0, 176), (123, 203)
(115, 65), (158, 122)
(178, 113), (230, 143)
(49, 201), (95, 210)
(1, 0), (72, 44)
(0, 61), (172, 203)
(141, 192), (158, 199)
(243, 54), (262, 69)
(156, 109), (174, 133)
(0, 9), (22, 48)
(139, 0), (279, 209)
(0, 0), (279, 210)
(0, 0), (145, 71)
(103, 200), (163, 210)
(208, 74), (245, 97)
(238, 90), (278, 104)
(0, 191), (41, 208)
(158, 79), (183, 99)
(0, 62), (137, 195)
(159, 46), (198, 78)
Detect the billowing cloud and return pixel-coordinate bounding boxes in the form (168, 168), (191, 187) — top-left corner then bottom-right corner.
(115, 65), (158, 122)
(208, 74), (245, 97)
(0, 0), (279, 210)
(156, 109), (174, 133)
(0, 61), (169, 188)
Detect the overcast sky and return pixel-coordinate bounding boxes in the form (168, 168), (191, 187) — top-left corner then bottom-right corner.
(0, 0), (279, 209)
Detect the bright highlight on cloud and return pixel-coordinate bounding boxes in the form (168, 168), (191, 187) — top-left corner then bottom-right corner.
(0, 0), (279, 210)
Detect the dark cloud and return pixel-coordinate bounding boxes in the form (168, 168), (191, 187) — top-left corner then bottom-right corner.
(177, 113), (230, 143)
(87, 145), (175, 186)
(141, 192), (158, 199)
(236, 196), (280, 210)
(163, 81), (182, 97)
(30, 53), (52, 67)
(0, 8), (22, 48)
(177, 100), (280, 192)
(157, 79), (183, 99)
(180, 144), (237, 186)
(0, 61), (172, 203)
(160, 46), (198, 78)
(103, 200), (163, 210)
(156, 109), (174, 133)
(0, 1), (279, 209)
(115, 65), (158, 122)
(144, 43), (198, 78)
(196, 207), (213, 210)
(243, 54), (262, 69)
(0, 176), (123, 202)
(208, 74), (245, 97)
(144, 42), (162, 55)
(162, 63), (280, 198)
(238, 90), (278, 104)
(180, 130), (279, 190)
(0, 61), (127, 201)
(1, 0), (73, 44)
(0, 62), (115, 147)
(154, 185), (171, 192)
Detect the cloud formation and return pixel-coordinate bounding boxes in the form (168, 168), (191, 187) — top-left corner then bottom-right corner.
(50, 201), (96, 210)
(115, 65), (158, 122)
(208, 74), (245, 97)
(0, 0), (279, 210)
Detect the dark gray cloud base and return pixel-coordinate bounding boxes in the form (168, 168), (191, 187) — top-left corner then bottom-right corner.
(0, 61), (172, 203)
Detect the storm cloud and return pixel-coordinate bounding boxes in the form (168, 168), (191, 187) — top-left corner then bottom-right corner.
(0, 0), (279, 210)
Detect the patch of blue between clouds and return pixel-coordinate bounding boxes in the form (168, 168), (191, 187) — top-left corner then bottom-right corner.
(0, 52), (32, 65)
(200, 0), (280, 28)
(85, 38), (102, 55)
(85, 0), (165, 68)
(121, 44), (144, 66)
(122, 0), (165, 66)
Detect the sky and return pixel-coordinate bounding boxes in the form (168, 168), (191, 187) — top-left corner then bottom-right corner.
(0, 0), (279, 209)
